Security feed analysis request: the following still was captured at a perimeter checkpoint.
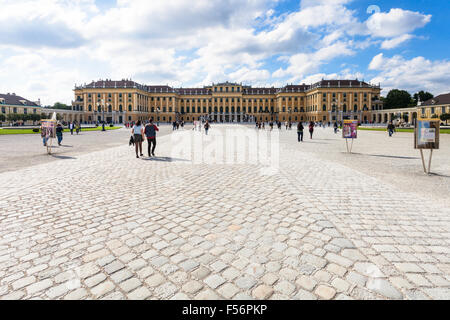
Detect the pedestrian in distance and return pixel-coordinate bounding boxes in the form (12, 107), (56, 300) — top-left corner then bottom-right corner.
(387, 122), (395, 137)
(334, 122), (338, 134)
(41, 123), (48, 146)
(69, 122), (74, 135)
(56, 123), (63, 146)
(75, 122), (80, 135)
(132, 120), (144, 158)
(144, 118), (159, 157)
(297, 122), (304, 142)
(204, 120), (210, 135)
(309, 121), (315, 139)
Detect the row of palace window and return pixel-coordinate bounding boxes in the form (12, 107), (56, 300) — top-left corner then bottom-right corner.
(1, 107), (38, 114)
(83, 103), (377, 114)
(80, 93), (375, 104)
(422, 106), (450, 114)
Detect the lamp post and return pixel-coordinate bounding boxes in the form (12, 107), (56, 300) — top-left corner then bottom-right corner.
(156, 108), (160, 126)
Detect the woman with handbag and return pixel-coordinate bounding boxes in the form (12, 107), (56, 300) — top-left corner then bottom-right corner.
(132, 120), (144, 158)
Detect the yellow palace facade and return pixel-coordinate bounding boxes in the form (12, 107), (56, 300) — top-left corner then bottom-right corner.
(72, 79), (383, 124)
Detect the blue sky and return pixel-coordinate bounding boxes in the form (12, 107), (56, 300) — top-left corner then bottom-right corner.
(0, 0), (449, 105)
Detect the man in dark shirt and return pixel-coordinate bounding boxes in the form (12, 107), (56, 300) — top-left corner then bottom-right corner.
(144, 119), (159, 157)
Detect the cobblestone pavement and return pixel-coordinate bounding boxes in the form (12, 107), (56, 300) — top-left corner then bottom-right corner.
(0, 125), (449, 300)
(0, 125), (174, 174)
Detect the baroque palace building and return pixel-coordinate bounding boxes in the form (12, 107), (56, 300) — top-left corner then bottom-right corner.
(73, 79), (384, 124)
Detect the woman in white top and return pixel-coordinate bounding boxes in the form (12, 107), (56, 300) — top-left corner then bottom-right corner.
(132, 120), (144, 158)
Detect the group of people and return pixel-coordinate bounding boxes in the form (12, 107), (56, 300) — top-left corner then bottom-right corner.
(296, 121), (316, 142)
(131, 119), (159, 158)
(172, 120), (185, 130)
(41, 121), (81, 147)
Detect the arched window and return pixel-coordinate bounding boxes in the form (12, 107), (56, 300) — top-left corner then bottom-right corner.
(119, 105), (123, 112)
(225, 107), (229, 113)
(128, 105), (132, 112)
(108, 105), (112, 112)
(220, 107), (223, 113)
(98, 106), (101, 112)
(323, 104), (326, 111)
(332, 105), (336, 112)
(231, 107), (235, 113)
(214, 107), (218, 112)
(237, 107), (240, 113)
(88, 105), (92, 112)
(343, 104), (347, 112)
(362, 104), (366, 111)
(355, 105), (359, 112)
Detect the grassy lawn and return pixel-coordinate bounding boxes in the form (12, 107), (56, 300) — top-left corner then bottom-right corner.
(359, 127), (450, 134)
(0, 126), (121, 135)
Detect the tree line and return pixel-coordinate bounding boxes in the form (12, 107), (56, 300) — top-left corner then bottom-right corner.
(0, 113), (63, 123)
(383, 90), (434, 110)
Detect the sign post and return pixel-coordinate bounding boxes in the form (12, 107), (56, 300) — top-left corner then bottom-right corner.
(343, 120), (358, 153)
(415, 119), (440, 174)
(41, 119), (56, 154)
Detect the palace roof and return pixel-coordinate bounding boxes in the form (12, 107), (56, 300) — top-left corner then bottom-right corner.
(421, 93), (450, 106)
(75, 79), (380, 93)
(0, 93), (39, 106)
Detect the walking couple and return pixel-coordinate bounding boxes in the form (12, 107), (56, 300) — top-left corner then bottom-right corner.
(132, 119), (159, 158)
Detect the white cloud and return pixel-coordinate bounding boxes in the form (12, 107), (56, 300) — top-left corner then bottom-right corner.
(368, 54), (450, 95)
(0, 0), (438, 106)
(367, 8), (431, 38)
(381, 34), (414, 49)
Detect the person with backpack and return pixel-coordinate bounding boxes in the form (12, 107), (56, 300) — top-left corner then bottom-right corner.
(75, 122), (80, 135)
(144, 118), (159, 157)
(56, 123), (64, 146)
(297, 122), (304, 142)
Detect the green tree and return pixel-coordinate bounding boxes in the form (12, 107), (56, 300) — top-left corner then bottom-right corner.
(384, 89), (414, 109)
(0, 114), (5, 122)
(413, 91), (434, 104)
(440, 113), (450, 125)
(50, 102), (71, 110)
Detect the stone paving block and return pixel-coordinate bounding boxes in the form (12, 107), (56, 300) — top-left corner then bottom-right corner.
(218, 283), (240, 299)
(26, 279), (53, 295)
(204, 275), (226, 289)
(182, 280), (204, 294)
(366, 278), (403, 299)
(274, 281), (295, 296)
(293, 289), (317, 300)
(252, 285), (274, 300)
(145, 274), (165, 287)
(64, 288), (88, 300)
(315, 285), (336, 300)
(120, 278), (142, 293)
(235, 276), (257, 290)
(128, 287), (152, 300)
(91, 281), (115, 298)
(296, 275), (317, 291)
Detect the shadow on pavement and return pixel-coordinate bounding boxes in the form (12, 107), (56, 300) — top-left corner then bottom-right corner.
(367, 154), (419, 160)
(51, 155), (77, 160)
(428, 172), (450, 178)
(141, 156), (190, 162)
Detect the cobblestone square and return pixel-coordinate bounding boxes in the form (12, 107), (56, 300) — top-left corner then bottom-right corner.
(0, 125), (449, 300)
